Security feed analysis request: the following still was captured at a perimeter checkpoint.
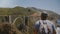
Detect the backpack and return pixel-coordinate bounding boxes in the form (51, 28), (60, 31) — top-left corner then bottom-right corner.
(38, 20), (52, 34)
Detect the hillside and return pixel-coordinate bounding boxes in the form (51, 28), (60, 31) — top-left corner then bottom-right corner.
(0, 6), (59, 17)
(27, 7), (60, 19)
(0, 6), (60, 23)
(0, 6), (36, 16)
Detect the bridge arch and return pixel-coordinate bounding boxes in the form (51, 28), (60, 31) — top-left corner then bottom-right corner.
(13, 17), (23, 24)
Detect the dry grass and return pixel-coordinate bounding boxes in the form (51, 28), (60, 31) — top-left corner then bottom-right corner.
(0, 23), (22, 34)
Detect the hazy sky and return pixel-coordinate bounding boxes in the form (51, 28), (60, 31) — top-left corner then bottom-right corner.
(0, 0), (60, 15)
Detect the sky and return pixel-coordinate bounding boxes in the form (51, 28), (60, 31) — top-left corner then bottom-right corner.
(0, 0), (60, 15)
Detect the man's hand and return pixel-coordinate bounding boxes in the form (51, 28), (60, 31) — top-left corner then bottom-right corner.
(53, 29), (56, 34)
(34, 30), (38, 34)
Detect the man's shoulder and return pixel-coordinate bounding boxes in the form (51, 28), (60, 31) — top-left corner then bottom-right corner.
(46, 20), (54, 25)
(36, 20), (42, 23)
(35, 20), (54, 25)
(35, 20), (40, 24)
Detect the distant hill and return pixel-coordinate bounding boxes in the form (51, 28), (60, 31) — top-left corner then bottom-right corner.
(27, 7), (60, 19)
(0, 6), (60, 19)
(0, 6), (36, 16)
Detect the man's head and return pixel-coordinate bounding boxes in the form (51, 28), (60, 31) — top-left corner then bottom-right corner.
(41, 13), (48, 20)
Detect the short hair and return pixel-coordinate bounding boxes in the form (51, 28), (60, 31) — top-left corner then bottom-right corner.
(41, 13), (48, 18)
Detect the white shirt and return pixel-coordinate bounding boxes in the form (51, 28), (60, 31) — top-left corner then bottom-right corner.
(35, 20), (56, 34)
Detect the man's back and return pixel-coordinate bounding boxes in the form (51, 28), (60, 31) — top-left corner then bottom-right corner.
(34, 20), (56, 34)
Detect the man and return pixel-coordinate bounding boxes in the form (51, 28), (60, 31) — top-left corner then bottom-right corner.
(34, 13), (56, 34)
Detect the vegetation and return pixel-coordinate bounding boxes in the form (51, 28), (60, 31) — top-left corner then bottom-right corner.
(0, 6), (36, 16)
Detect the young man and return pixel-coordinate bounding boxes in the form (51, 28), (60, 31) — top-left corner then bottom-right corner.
(34, 13), (56, 34)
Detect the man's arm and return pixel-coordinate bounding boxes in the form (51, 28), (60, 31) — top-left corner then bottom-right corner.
(34, 21), (40, 34)
(34, 29), (38, 34)
(34, 24), (40, 34)
(52, 24), (56, 34)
